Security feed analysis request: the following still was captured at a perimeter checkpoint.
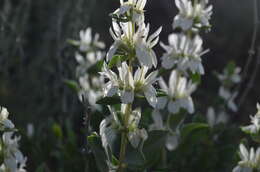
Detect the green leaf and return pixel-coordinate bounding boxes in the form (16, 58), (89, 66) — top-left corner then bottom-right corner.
(88, 60), (104, 74)
(67, 39), (80, 46)
(108, 55), (127, 68)
(52, 123), (63, 139)
(158, 68), (171, 76)
(251, 133), (260, 143)
(181, 123), (209, 142)
(96, 96), (121, 105)
(88, 133), (109, 172)
(142, 130), (168, 168)
(35, 163), (47, 172)
(157, 89), (167, 97)
(125, 143), (145, 170)
(227, 61), (236, 75)
(63, 79), (80, 92)
(191, 72), (201, 84)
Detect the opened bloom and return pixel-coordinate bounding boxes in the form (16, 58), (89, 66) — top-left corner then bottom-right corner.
(107, 21), (161, 69)
(113, 0), (147, 25)
(242, 103), (260, 134)
(77, 28), (105, 52)
(100, 62), (158, 107)
(161, 33), (208, 74)
(233, 144), (260, 172)
(173, 0), (213, 31)
(158, 70), (196, 114)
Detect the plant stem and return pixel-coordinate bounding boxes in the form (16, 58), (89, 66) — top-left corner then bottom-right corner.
(118, 104), (132, 172)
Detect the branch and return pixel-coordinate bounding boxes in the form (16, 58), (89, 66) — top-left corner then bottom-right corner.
(238, 46), (260, 107)
(237, 0), (259, 108)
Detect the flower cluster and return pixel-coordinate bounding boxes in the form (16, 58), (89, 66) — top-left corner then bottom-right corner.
(101, 62), (158, 107)
(72, 28), (106, 111)
(159, 0), (212, 114)
(98, 0), (164, 170)
(0, 107), (27, 172)
(233, 103), (260, 172)
(161, 34), (208, 74)
(173, 0), (213, 31)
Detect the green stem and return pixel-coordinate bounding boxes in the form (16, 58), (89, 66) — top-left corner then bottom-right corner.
(117, 104), (132, 172)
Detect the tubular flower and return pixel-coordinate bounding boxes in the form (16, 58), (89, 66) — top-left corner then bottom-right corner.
(100, 62), (158, 107)
(161, 33), (208, 74)
(113, 0), (147, 25)
(233, 144), (260, 172)
(173, 0), (213, 31)
(107, 21), (161, 69)
(158, 70), (196, 114)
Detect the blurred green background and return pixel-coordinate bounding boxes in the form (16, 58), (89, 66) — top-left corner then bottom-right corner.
(0, 0), (259, 171)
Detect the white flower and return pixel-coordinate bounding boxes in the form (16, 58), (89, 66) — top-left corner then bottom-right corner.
(232, 144), (260, 171)
(100, 62), (158, 107)
(135, 23), (162, 68)
(0, 107), (15, 130)
(107, 21), (161, 69)
(113, 0), (147, 25)
(218, 87), (238, 112)
(2, 132), (27, 172)
(125, 107), (148, 148)
(133, 65), (158, 107)
(78, 28), (105, 52)
(149, 110), (180, 151)
(78, 74), (104, 111)
(242, 103), (260, 134)
(173, 0), (213, 31)
(75, 51), (104, 76)
(206, 107), (228, 127)
(217, 66), (241, 84)
(149, 110), (165, 131)
(158, 70), (196, 114)
(161, 33), (208, 74)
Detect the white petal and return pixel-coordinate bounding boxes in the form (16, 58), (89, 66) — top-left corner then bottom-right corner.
(106, 41), (120, 61)
(168, 100), (180, 114)
(145, 70), (158, 85)
(148, 26), (162, 44)
(161, 55), (175, 69)
(136, 46), (153, 68)
(121, 91), (134, 104)
(156, 97), (168, 110)
(239, 144), (249, 160)
(144, 85), (157, 108)
(166, 134), (179, 151)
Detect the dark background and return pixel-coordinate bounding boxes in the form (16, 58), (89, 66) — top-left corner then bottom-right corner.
(0, 0), (260, 171)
